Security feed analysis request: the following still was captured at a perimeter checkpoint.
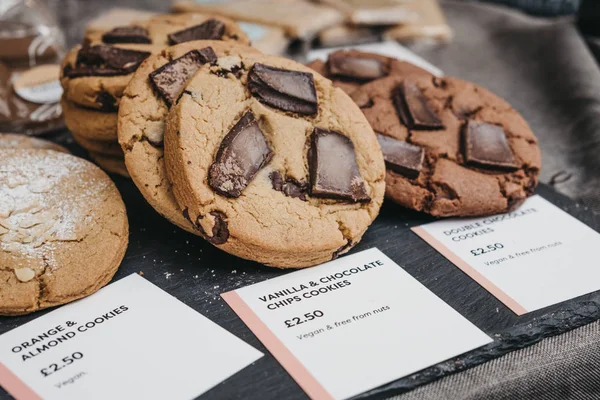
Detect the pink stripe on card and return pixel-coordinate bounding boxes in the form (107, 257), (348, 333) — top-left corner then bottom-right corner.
(412, 226), (528, 315)
(0, 362), (42, 400)
(222, 291), (334, 400)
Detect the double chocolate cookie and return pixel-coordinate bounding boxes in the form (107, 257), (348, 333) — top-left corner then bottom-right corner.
(307, 49), (430, 96)
(351, 75), (541, 217)
(164, 52), (385, 268)
(118, 41), (262, 233)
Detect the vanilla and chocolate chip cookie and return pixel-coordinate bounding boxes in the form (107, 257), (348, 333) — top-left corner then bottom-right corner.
(61, 13), (249, 112)
(164, 52), (385, 268)
(118, 41), (261, 233)
(351, 75), (541, 217)
(307, 49), (430, 96)
(0, 150), (128, 315)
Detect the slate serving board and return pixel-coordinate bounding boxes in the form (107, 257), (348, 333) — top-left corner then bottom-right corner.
(1, 135), (600, 400)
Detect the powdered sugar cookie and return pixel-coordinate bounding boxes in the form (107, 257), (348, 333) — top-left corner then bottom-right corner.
(0, 150), (128, 315)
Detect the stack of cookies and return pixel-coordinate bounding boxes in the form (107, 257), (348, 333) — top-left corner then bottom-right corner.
(118, 40), (541, 266)
(308, 50), (542, 217)
(58, 11), (541, 269)
(117, 40), (386, 268)
(60, 13), (250, 177)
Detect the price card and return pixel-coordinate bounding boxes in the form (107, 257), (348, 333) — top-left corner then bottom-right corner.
(222, 248), (491, 400)
(0, 274), (262, 400)
(413, 195), (600, 315)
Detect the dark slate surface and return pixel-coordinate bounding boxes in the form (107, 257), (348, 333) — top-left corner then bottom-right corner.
(1, 133), (600, 400)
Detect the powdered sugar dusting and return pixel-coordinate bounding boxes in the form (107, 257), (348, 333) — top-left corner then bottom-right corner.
(0, 151), (111, 271)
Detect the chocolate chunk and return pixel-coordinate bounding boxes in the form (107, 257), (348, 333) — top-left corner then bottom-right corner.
(95, 91), (118, 112)
(464, 121), (518, 170)
(209, 111), (273, 198)
(308, 128), (370, 202)
(149, 48), (217, 106)
(168, 19), (225, 45)
(205, 211), (229, 245)
(332, 241), (352, 260)
(328, 54), (386, 81)
(376, 134), (424, 179)
(270, 171), (309, 201)
(248, 63), (318, 115)
(102, 26), (151, 44)
(65, 65), (127, 78)
(62, 64), (73, 77)
(394, 81), (444, 130)
(182, 208), (193, 225)
(75, 45), (150, 75)
(191, 211), (230, 244)
(183, 208), (229, 244)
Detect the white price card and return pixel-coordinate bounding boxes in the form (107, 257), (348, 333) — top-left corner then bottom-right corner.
(222, 248), (491, 400)
(412, 195), (600, 315)
(0, 274), (262, 400)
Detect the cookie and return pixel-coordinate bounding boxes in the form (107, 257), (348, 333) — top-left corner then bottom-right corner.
(384, 0), (453, 43)
(71, 133), (123, 157)
(61, 97), (118, 141)
(350, 75), (541, 217)
(61, 13), (250, 111)
(236, 22), (289, 55)
(317, 24), (383, 48)
(0, 133), (69, 154)
(306, 50), (431, 96)
(89, 153), (130, 178)
(317, 0), (417, 25)
(164, 51), (385, 268)
(0, 150), (128, 315)
(61, 44), (155, 112)
(119, 41), (261, 233)
(172, 0), (344, 40)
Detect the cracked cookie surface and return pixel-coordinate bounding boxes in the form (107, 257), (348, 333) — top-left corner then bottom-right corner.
(164, 52), (385, 268)
(351, 75), (541, 217)
(118, 41), (261, 233)
(0, 150), (128, 315)
(61, 13), (249, 112)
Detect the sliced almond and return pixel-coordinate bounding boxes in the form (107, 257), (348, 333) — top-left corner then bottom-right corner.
(14, 267), (35, 282)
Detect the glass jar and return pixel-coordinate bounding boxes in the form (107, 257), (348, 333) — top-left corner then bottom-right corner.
(0, 0), (66, 135)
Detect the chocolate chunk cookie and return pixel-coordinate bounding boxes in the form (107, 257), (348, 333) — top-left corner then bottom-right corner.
(118, 41), (261, 233)
(306, 49), (431, 96)
(351, 75), (541, 217)
(164, 52), (385, 268)
(61, 96), (118, 141)
(0, 150), (128, 315)
(71, 132), (123, 157)
(61, 13), (249, 111)
(89, 152), (130, 178)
